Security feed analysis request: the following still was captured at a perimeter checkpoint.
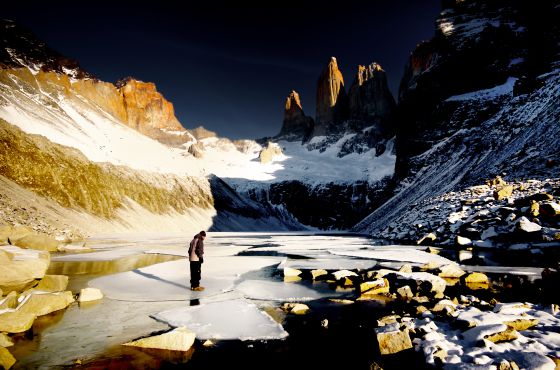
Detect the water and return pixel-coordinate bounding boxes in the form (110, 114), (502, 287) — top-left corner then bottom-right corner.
(9, 232), (552, 369)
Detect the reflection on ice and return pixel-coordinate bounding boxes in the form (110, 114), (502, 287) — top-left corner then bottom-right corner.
(152, 298), (288, 340)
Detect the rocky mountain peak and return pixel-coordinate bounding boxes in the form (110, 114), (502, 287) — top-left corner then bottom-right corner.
(188, 126), (217, 140)
(314, 56), (349, 136)
(0, 19), (92, 79)
(116, 77), (185, 133)
(348, 62), (396, 130)
(285, 90), (303, 113)
(276, 90), (314, 141)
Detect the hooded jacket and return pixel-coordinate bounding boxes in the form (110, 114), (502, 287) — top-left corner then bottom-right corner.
(188, 233), (204, 262)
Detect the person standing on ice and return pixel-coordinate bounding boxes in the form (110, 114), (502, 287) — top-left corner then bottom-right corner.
(188, 231), (206, 291)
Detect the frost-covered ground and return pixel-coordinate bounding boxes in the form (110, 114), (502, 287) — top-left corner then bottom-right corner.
(13, 232), (560, 369)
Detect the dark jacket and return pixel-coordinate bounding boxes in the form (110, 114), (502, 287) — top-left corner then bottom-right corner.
(188, 233), (204, 262)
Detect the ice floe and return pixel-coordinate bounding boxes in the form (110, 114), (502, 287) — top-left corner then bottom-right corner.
(234, 280), (332, 302)
(152, 298), (288, 340)
(329, 246), (455, 266)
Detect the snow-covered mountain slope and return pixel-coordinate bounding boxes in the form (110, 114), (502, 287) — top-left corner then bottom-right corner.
(355, 0), (560, 236)
(0, 69), (203, 176)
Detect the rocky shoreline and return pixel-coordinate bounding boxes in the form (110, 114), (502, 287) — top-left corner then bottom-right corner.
(378, 177), (560, 253)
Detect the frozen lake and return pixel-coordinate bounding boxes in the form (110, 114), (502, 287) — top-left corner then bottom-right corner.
(11, 232), (549, 369)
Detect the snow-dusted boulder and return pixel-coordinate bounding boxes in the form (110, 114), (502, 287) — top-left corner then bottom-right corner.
(0, 246), (50, 293)
(79, 288), (103, 303)
(376, 325), (413, 355)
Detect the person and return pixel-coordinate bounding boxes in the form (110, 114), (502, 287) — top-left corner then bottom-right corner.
(188, 230), (206, 291)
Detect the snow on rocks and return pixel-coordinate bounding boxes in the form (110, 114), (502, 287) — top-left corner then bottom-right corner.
(375, 178), (560, 251)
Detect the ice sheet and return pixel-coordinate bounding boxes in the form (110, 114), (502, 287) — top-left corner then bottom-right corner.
(152, 298), (288, 340)
(234, 280), (336, 302)
(89, 256), (282, 301)
(279, 257), (377, 271)
(329, 247), (455, 266)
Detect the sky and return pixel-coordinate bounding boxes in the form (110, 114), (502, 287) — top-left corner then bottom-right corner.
(3, 1), (441, 139)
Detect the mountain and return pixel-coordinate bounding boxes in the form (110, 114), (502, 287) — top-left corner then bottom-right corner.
(0, 20), (303, 236)
(3, 0), (557, 238)
(354, 0), (560, 237)
(275, 90), (314, 141)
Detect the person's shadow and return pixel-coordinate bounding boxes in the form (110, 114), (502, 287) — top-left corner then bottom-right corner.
(132, 269), (189, 290)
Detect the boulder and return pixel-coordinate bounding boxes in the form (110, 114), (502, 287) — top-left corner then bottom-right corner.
(123, 327), (196, 352)
(464, 324), (518, 345)
(0, 333), (13, 348)
(377, 315), (400, 327)
(282, 303), (309, 315)
(417, 233), (437, 245)
(487, 176), (507, 187)
(481, 227), (498, 240)
(469, 185), (491, 195)
(0, 347), (16, 370)
(494, 185), (514, 200)
(0, 226), (13, 245)
(439, 264), (466, 278)
(283, 267), (302, 278)
(464, 272), (489, 284)
(503, 318), (539, 331)
(529, 201), (540, 217)
(517, 217), (542, 233)
(397, 285), (413, 300)
(17, 291), (74, 316)
(540, 202), (560, 217)
(11, 233), (59, 252)
(79, 288), (103, 303)
(432, 299), (457, 314)
(0, 311), (36, 333)
(399, 264), (413, 273)
(456, 236), (472, 246)
(514, 193), (553, 207)
(376, 327), (413, 355)
(311, 269), (328, 280)
(333, 270), (358, 280)
(0, 292), (18, 310)
(484, 327), (519, 344)
(35, 275), (69, 292)
(259, 142), (283, 164)
(0, 247), (50, 292)
(425, 247), (440, 254)
(360, 279), (390, 295)
(3, 226), (33, 244)
(187, 142), (204, 158)
(498, 360), (520, 370)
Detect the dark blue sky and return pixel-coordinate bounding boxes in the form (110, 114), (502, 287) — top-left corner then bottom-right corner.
(3, 1), (440, 139)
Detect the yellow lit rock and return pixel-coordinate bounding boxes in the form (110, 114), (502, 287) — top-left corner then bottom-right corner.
(0, 347), (16, 370)
(123, 327), (196, 352)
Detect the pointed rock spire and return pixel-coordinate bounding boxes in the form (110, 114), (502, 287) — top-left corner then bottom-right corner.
(276, 90), (314, 141)
(314, 57), (349, 136)
(348, 62), (396, 130)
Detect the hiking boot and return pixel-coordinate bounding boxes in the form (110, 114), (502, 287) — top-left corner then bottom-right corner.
(191, 286), (205, 291)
